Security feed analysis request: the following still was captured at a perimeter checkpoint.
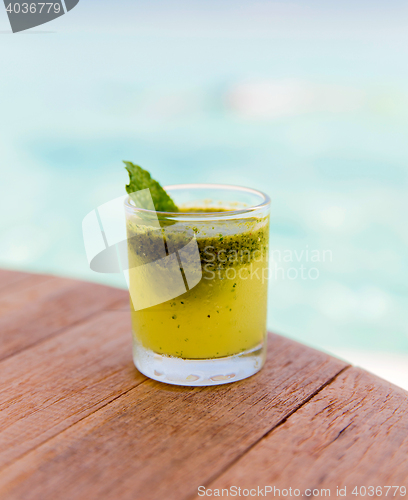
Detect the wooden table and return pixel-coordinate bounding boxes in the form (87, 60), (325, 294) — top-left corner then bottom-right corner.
(1, 269), (407, 500)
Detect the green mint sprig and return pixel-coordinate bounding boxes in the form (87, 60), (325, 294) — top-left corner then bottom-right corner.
(124, 161), (179, 212)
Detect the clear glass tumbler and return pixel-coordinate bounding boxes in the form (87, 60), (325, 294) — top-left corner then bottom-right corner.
(125, 184), (270, 386)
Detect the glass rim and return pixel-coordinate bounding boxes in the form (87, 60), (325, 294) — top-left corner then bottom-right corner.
(124, 183), (271, 219)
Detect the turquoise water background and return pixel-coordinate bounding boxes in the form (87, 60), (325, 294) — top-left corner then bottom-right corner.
(1, 2), (407, 372)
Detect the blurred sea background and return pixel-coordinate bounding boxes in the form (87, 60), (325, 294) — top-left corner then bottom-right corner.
(1, 1), (407, 387)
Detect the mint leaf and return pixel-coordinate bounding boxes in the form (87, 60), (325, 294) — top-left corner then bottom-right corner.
(124, 161), (179, 212)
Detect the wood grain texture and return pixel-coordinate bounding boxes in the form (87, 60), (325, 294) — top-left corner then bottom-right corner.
(0, 310), (144, 469)
(205, 367), (408, 495)
(0, 334), (347, 500)
(0, 269), (34, 293)
(0, 275), (128, 360)
(0, 273), (56, 303)
(0, 275), (64, 318)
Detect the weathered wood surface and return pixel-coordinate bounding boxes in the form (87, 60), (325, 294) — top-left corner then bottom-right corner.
(0, 269), (128, 360)
(0, 311), (145, 469)
(0, 269), (406, 500)
(205, 368), (408, 497)
(0, 269), (34, 292)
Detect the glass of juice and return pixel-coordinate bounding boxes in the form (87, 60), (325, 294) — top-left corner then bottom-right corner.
(125, 184), (270, 386)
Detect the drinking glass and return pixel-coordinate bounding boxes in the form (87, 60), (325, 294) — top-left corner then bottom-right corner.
(125, 184), (270, 386)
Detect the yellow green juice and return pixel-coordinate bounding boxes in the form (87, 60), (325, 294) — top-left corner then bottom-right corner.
(127, 209), (269, 360)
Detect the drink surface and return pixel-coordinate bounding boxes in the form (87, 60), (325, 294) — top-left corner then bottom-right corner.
(127, 207), (269, 359)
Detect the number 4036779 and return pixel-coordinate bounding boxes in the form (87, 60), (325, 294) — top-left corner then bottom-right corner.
(6, 3), (61, 14)
(352, 486), (406, 496)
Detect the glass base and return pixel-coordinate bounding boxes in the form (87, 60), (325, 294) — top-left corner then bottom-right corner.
(132, 340), (266, 387)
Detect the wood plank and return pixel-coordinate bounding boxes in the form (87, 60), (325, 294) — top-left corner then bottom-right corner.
(107, 301), (130, 312)
(0, 275), (66, 318)
(204, 367), (408, 497)
(0, 269), (34, 292)
(0, 278), (128, 360)
(0, 273), (55, 302)
(0, 310), (144, 469)
(0, 334), (348, 500)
